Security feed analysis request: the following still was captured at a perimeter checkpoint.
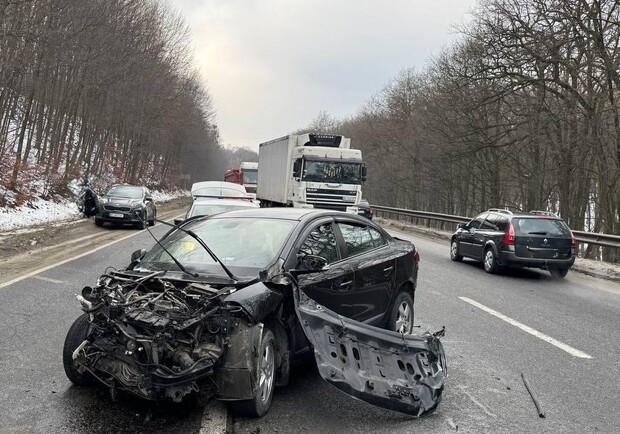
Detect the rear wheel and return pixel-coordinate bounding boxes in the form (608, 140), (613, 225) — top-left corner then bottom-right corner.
(387, 291), (414, 334)
(549, 267), (569, 278)
(229, 328), (276, 418)
(148, 209), (156, 226)
(63, 314), (95, 386)
(483, 248), (499, 274)
(450, 239), (463, 262)
(135, 211), (145, 230)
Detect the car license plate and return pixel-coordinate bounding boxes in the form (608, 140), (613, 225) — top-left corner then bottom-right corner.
(109, 213), (124, 218)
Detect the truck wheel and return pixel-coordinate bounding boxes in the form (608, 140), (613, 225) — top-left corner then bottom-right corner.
(229, 328), (276, 418)
(63, 314), (95, 386)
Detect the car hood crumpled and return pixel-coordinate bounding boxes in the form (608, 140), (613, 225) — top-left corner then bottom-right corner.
(294, 287), (446, 417)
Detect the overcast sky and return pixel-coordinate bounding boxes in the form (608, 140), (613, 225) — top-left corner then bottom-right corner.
(174, 0), (477, 150)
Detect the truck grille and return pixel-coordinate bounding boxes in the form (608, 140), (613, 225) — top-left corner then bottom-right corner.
(306, 188), (356, 209)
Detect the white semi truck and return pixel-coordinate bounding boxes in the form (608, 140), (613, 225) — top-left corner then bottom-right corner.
(256, 134), (366, 214)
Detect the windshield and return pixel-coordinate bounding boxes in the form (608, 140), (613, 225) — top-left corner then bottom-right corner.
(106, 186), (143, 199)
(193, 187), (246, 197)
(513, 218), (571, 236)
(243, 169), (258, 184)
(138, 217), (297, 277)
(302, 160), (362, 184)
(188, 203), (254, 218)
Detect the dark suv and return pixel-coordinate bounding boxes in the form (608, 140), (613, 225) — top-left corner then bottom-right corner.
(95, 184), (157, 229)
(450, 209), (576, 277)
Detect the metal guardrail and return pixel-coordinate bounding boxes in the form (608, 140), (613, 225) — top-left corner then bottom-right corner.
(372, 205), (620, 249)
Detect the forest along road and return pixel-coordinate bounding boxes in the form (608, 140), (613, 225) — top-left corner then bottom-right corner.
(1, 216), (619, 433)
(234, 228), (620, 434)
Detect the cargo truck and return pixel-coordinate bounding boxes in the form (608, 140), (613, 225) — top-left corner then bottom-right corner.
(256, 134), (366, 214)
(224, 161), (259, 194)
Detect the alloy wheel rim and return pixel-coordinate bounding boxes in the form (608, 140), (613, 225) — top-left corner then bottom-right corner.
(258, 341), (275, 404)
(451, 241), (457, 258)
(395, 301), (412, 334)
(485, 251), (493, 270)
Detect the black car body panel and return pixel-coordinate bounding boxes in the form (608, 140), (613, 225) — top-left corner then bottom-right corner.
(65, 208), (436, 416)
(295, 287), (445, 417)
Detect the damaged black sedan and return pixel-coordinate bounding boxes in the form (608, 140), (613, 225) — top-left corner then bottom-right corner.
(63, 208), (446, 417)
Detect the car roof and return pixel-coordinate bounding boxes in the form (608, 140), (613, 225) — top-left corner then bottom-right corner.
(191, 181), (245, 193)
(208, 207), (365, 222)
(191, 198), (258, 207)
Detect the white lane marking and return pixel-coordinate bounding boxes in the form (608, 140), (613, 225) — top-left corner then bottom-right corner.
(459, 297), (592, 359)
(32, 275), (64, 284)
(0, 215), (184, 290)
(199, 400), (228, 434)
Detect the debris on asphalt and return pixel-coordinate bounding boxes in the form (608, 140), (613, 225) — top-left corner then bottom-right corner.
(521, 373), (545, 418)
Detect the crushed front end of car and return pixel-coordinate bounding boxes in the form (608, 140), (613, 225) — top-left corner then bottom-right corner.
(65, 270), (260, 402)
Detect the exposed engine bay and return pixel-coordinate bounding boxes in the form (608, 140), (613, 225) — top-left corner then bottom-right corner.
(72, 270), (248, 402)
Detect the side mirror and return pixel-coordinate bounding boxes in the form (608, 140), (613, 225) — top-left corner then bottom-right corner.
(457, 223), (467, 230)
(145, 196), (153, 202)
(300, 254), (328, 271)
(131, 248), (147, 263)
(361, 164), (367, 182)
(174, 218), (183, 225)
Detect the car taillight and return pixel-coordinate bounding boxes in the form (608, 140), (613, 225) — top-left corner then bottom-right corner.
(413, 250), (420, 262)
(503, 223), (515, 245)
(570, 230), (576, 249)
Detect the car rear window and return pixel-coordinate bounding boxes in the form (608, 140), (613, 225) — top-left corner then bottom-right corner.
(512, 218), (571, 236)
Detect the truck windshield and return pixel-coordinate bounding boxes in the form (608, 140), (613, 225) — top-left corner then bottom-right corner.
(243, 170), (258, 184)
(302, 160), (362, 184)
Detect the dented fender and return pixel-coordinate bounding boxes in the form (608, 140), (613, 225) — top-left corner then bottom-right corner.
(224, 281), (284, 323)
(294, 287), (446, 417)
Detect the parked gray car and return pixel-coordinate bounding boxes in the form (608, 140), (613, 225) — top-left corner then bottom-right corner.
(95, 184), (157, 229)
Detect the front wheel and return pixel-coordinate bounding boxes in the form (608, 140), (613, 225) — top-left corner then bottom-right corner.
(387, 291), (414, 334)
(450, 239), (463, 262)
(549, 267), (569, 278)
(63, 314), (95, 386)
(229, 328), (276, 418)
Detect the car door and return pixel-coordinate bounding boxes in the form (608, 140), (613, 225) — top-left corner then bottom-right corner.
(460, 214), (486, 257)
(335, 221), (398, 324)
(294, 285), (446, 417)
(295, 221), (358, 320)
(471, 213), (495, 260)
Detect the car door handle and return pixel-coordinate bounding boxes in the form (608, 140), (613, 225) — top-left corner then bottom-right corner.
(339, 280), (353, 287)
(383, 266), (394, 274)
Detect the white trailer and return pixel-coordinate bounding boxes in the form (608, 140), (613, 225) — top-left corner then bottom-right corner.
(256, 134), (365, 214)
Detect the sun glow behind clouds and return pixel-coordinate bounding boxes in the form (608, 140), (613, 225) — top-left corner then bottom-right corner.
(174, 0), (475, 150)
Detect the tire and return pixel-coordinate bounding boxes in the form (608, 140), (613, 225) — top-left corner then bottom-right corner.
(450, 239), (463, 262)
(148, 209), (156, 226)
(135, 211), (146, 230)
(483, 247), (499, 274)
(94, 218), (103, 227)
(387, 290), (415, 334)
(229, 328), (276, 418)
(63, 314), (95, 386)
(550, 267), (569, 278)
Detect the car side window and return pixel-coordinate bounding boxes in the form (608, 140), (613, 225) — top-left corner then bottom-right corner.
(299, 223), (340, 264)
(337, 223), (384, 257)
(496, 216), (509, 231)
(481, 214), (497, 230)
(468, 213), (487, 230)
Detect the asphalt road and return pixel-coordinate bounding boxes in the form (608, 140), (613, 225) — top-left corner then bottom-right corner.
(1, 220), (619, 433)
